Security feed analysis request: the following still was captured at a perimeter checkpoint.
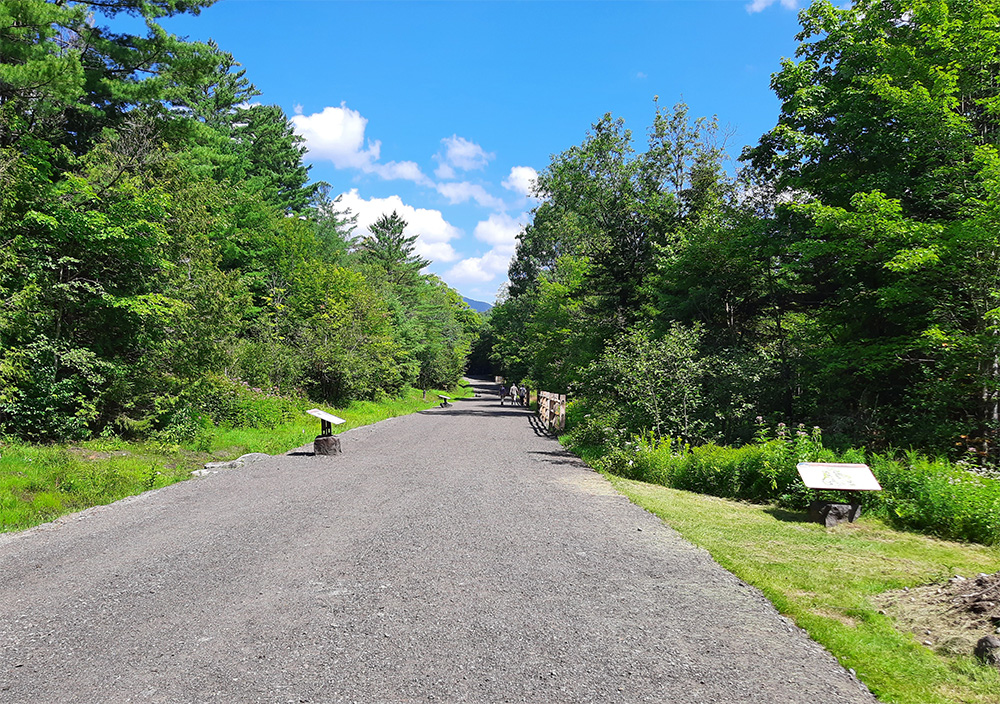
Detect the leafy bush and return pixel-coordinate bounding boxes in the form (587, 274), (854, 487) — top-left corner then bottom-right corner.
(576, 420), (1000, 545)
(187, 374), (302, 430)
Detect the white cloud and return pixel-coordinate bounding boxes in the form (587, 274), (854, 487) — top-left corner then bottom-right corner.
(290, 103), (379, 169)
(434, 135), (494, 175)
(502, 166), (538, 198)
(337, 189), (462, 263)
(443, 211), (527, 287)
(746, 0), (797, 13)
(373, 160), (432, 185)
(291, 103), (432, 186)
(434, 163), (456, 180)
(436, 182), (506, 210)
(474, 212), (524, 252)
(445, 250), (512, 284)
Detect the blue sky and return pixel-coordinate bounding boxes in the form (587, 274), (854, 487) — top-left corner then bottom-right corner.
(142, 0), (805, 303)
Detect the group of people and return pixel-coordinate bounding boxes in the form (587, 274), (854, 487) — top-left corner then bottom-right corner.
(499, 382), (529, 407)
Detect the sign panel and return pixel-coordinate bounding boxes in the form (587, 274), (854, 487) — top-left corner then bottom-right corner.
(796, 462), (882, 492)
(306, 409), (345, 425)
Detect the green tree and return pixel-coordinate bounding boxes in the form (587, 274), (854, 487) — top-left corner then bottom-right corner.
(743, 0), (1000, 450)
(354, 211), (430, 287)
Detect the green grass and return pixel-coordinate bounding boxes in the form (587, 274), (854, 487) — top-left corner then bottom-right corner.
(0, 382), (473, 533)
(607, 475), (1000, 704)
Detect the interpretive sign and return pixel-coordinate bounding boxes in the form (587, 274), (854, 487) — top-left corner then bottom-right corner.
(796, 462), (882, 492)
(307, 409), (346, 455)
(306, 409), (345, 426)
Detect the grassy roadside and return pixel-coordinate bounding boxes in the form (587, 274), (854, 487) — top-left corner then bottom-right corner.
(0, 382), (473, 533)
(606, 474), (1000, 704)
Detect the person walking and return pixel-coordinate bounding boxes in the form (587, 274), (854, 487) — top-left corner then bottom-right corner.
(510, 383), (519, 406)
(499, 383), (507, 406)
(519, 384), (528, 407)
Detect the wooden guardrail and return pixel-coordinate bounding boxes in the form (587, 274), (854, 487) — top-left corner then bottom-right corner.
(538, 391), (567, 431)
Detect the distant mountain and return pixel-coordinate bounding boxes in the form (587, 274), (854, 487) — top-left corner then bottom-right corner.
(462, 296), (492, 313)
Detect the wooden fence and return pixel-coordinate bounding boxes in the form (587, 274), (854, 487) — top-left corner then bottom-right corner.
(538, 391), (567, 432)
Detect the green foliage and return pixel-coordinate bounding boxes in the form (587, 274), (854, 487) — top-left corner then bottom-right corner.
(497, 0), (1000, 459)
(0, 3), (476, 444)
(582, 324), (711, 441)
(573, 418), (1000, 545)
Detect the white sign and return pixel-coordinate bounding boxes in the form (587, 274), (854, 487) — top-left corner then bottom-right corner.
(306, 409), (345, 425)
(796, 462), (882, 492)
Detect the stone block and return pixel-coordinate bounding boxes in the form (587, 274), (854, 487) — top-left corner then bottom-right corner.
(314, 435), (342, 456)
(975, 635), (1000, 667)
(809, 501), (861, 528)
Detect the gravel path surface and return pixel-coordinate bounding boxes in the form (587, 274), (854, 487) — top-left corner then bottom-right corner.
(0, 378), (877, 703)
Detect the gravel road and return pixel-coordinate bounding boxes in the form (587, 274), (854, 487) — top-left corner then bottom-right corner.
(0, 378), (878, 703)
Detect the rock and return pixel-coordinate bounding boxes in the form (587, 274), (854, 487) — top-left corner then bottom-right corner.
(314, 435), (342, 455)
(975, 635), (1000, 667)
(201, 458), (245, 470)
(192, 453), (270, 476)
(808, 501), (861, 527)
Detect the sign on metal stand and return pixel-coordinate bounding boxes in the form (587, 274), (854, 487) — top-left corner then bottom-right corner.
(307, 409), (346, 455)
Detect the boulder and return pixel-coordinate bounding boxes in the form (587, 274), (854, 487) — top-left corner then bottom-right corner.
(975, 635), (1000, 667)
(314, 435), (342, 456)
(808, 501), (862, 528)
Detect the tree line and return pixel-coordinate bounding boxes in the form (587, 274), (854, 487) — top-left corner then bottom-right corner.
(0, 0), (480, 441)
(490, 0), (1000, 460)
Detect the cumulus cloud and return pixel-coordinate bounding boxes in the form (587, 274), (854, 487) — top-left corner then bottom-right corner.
(502, 166), (538, 198)
(445, 250), (512, 284)
(337, 189), (462, 263)
(434, 135), (494, 177)
(291, 103), (431, 186)
(443, 212), (527, 287)
(474, 212), (523, 252)
(746, 0), (797, 13)
(436, 182), (506, 210)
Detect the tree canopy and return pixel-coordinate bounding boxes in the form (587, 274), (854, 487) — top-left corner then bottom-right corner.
(493, 0), (1000, 459)
(0, 0), (480, 441)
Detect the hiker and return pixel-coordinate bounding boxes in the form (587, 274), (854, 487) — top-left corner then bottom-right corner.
(510, 383), (519, 406)
(519, 384), (527, 407)
(499, 383), (507, 405)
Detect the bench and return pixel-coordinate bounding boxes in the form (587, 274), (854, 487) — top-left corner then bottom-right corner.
(438, 394), (452, 408)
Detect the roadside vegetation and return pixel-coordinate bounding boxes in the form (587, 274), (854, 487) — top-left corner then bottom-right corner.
(1, 0), (483, 447)
(489, 0), (1000, 465)
(565, 404), (1000, 546)
(0, 382), (473, 534)
(607, 476), (1000, 704)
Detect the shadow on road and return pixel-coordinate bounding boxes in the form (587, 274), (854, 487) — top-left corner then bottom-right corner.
(527, 449), (583, 467)
(419, 407), (533, 418)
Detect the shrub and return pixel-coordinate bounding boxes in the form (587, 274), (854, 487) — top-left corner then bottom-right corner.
(589, 421), (1000, 545)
